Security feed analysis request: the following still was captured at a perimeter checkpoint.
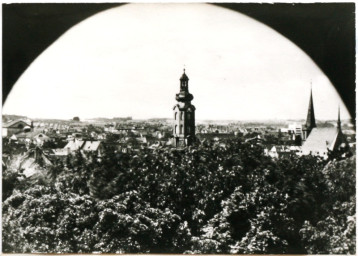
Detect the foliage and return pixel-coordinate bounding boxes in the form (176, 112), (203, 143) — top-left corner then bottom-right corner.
(2, 138), (356, 253)
(2, 167), (25, 201)
(3, 187), (189, 253)
(189, 185), (295, 254)
(299, 156), (356, 254)
(42, 139), (67, 149)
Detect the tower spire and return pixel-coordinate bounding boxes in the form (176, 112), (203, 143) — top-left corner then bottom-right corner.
(337, 104), (341, 130)
(306, 87), (316, 129)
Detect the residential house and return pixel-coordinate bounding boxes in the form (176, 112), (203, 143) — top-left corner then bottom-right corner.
(2, 119), (32, 137)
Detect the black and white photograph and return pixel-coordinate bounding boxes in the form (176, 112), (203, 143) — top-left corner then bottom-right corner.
(1, 2), (356, 254)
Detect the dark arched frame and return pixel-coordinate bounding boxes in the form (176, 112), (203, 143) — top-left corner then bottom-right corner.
(2, 3), (355, 120)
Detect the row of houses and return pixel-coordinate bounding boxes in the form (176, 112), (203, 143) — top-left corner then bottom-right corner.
(264, 145), (301, 158)
(53, 139), (103, 157)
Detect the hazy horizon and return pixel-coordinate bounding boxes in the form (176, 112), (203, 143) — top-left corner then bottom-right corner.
(3, 113), (351, 124)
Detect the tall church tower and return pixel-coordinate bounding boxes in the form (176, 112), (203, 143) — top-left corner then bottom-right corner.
(302, 88), (316, 140)
(173, 69), (196, 147)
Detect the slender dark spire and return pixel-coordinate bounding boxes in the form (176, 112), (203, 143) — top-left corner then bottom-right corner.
(306, 87), (316, 129)
(337, 105), (341, 130)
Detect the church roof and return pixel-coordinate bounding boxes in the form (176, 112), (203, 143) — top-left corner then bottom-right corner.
(301, 127), (340, 156)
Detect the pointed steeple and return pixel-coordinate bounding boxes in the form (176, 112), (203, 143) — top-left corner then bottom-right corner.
(306, 87), (316, 129)
(337, 105), (341, 130)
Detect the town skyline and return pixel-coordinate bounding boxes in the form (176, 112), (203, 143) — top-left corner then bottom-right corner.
(2, 113), (353, 123)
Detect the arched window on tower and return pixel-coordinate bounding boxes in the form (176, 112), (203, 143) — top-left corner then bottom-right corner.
(180, 125), (183, 134)
(187, 112), (191, 120)
(175, 112), (177, 120)
(180, 112), (184, 121)
(187, 126), (191, 133)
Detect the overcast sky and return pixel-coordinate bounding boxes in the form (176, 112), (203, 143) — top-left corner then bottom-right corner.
(3, 3), (350, 121)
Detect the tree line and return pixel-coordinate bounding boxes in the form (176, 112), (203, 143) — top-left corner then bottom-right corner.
(2, 138), (355, 253)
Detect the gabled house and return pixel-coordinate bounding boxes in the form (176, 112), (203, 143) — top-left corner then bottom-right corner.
(16, 131), (51, 145)
(54, 139), (103, 157)
(266, 145), (292, 158)
(2, 119), (32, 137)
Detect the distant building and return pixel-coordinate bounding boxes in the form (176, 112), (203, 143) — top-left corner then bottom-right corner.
(16, 131), (51, 145)
(196, 133), (235, 142)
(287, 123), (303, 141)
(173, 69), (196, 147)
(266, 145), (301, 159)
(235, 128), (248, 137)
(2, 119), (32, 137)
(53, 139), (103, 157)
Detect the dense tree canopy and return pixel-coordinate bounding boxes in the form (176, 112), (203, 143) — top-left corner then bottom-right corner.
(2, 138), (355, 253)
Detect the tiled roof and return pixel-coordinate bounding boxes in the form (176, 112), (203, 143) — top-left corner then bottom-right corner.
(3, 119), (31, 128)
(16, 130), (44, 138)
(301, 127), (339, 155)
(82, 141), (101, 151)
(64, 140), (84, 151)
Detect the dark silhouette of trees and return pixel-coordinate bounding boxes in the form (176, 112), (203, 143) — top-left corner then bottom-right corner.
(2, 138), (355, 254)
